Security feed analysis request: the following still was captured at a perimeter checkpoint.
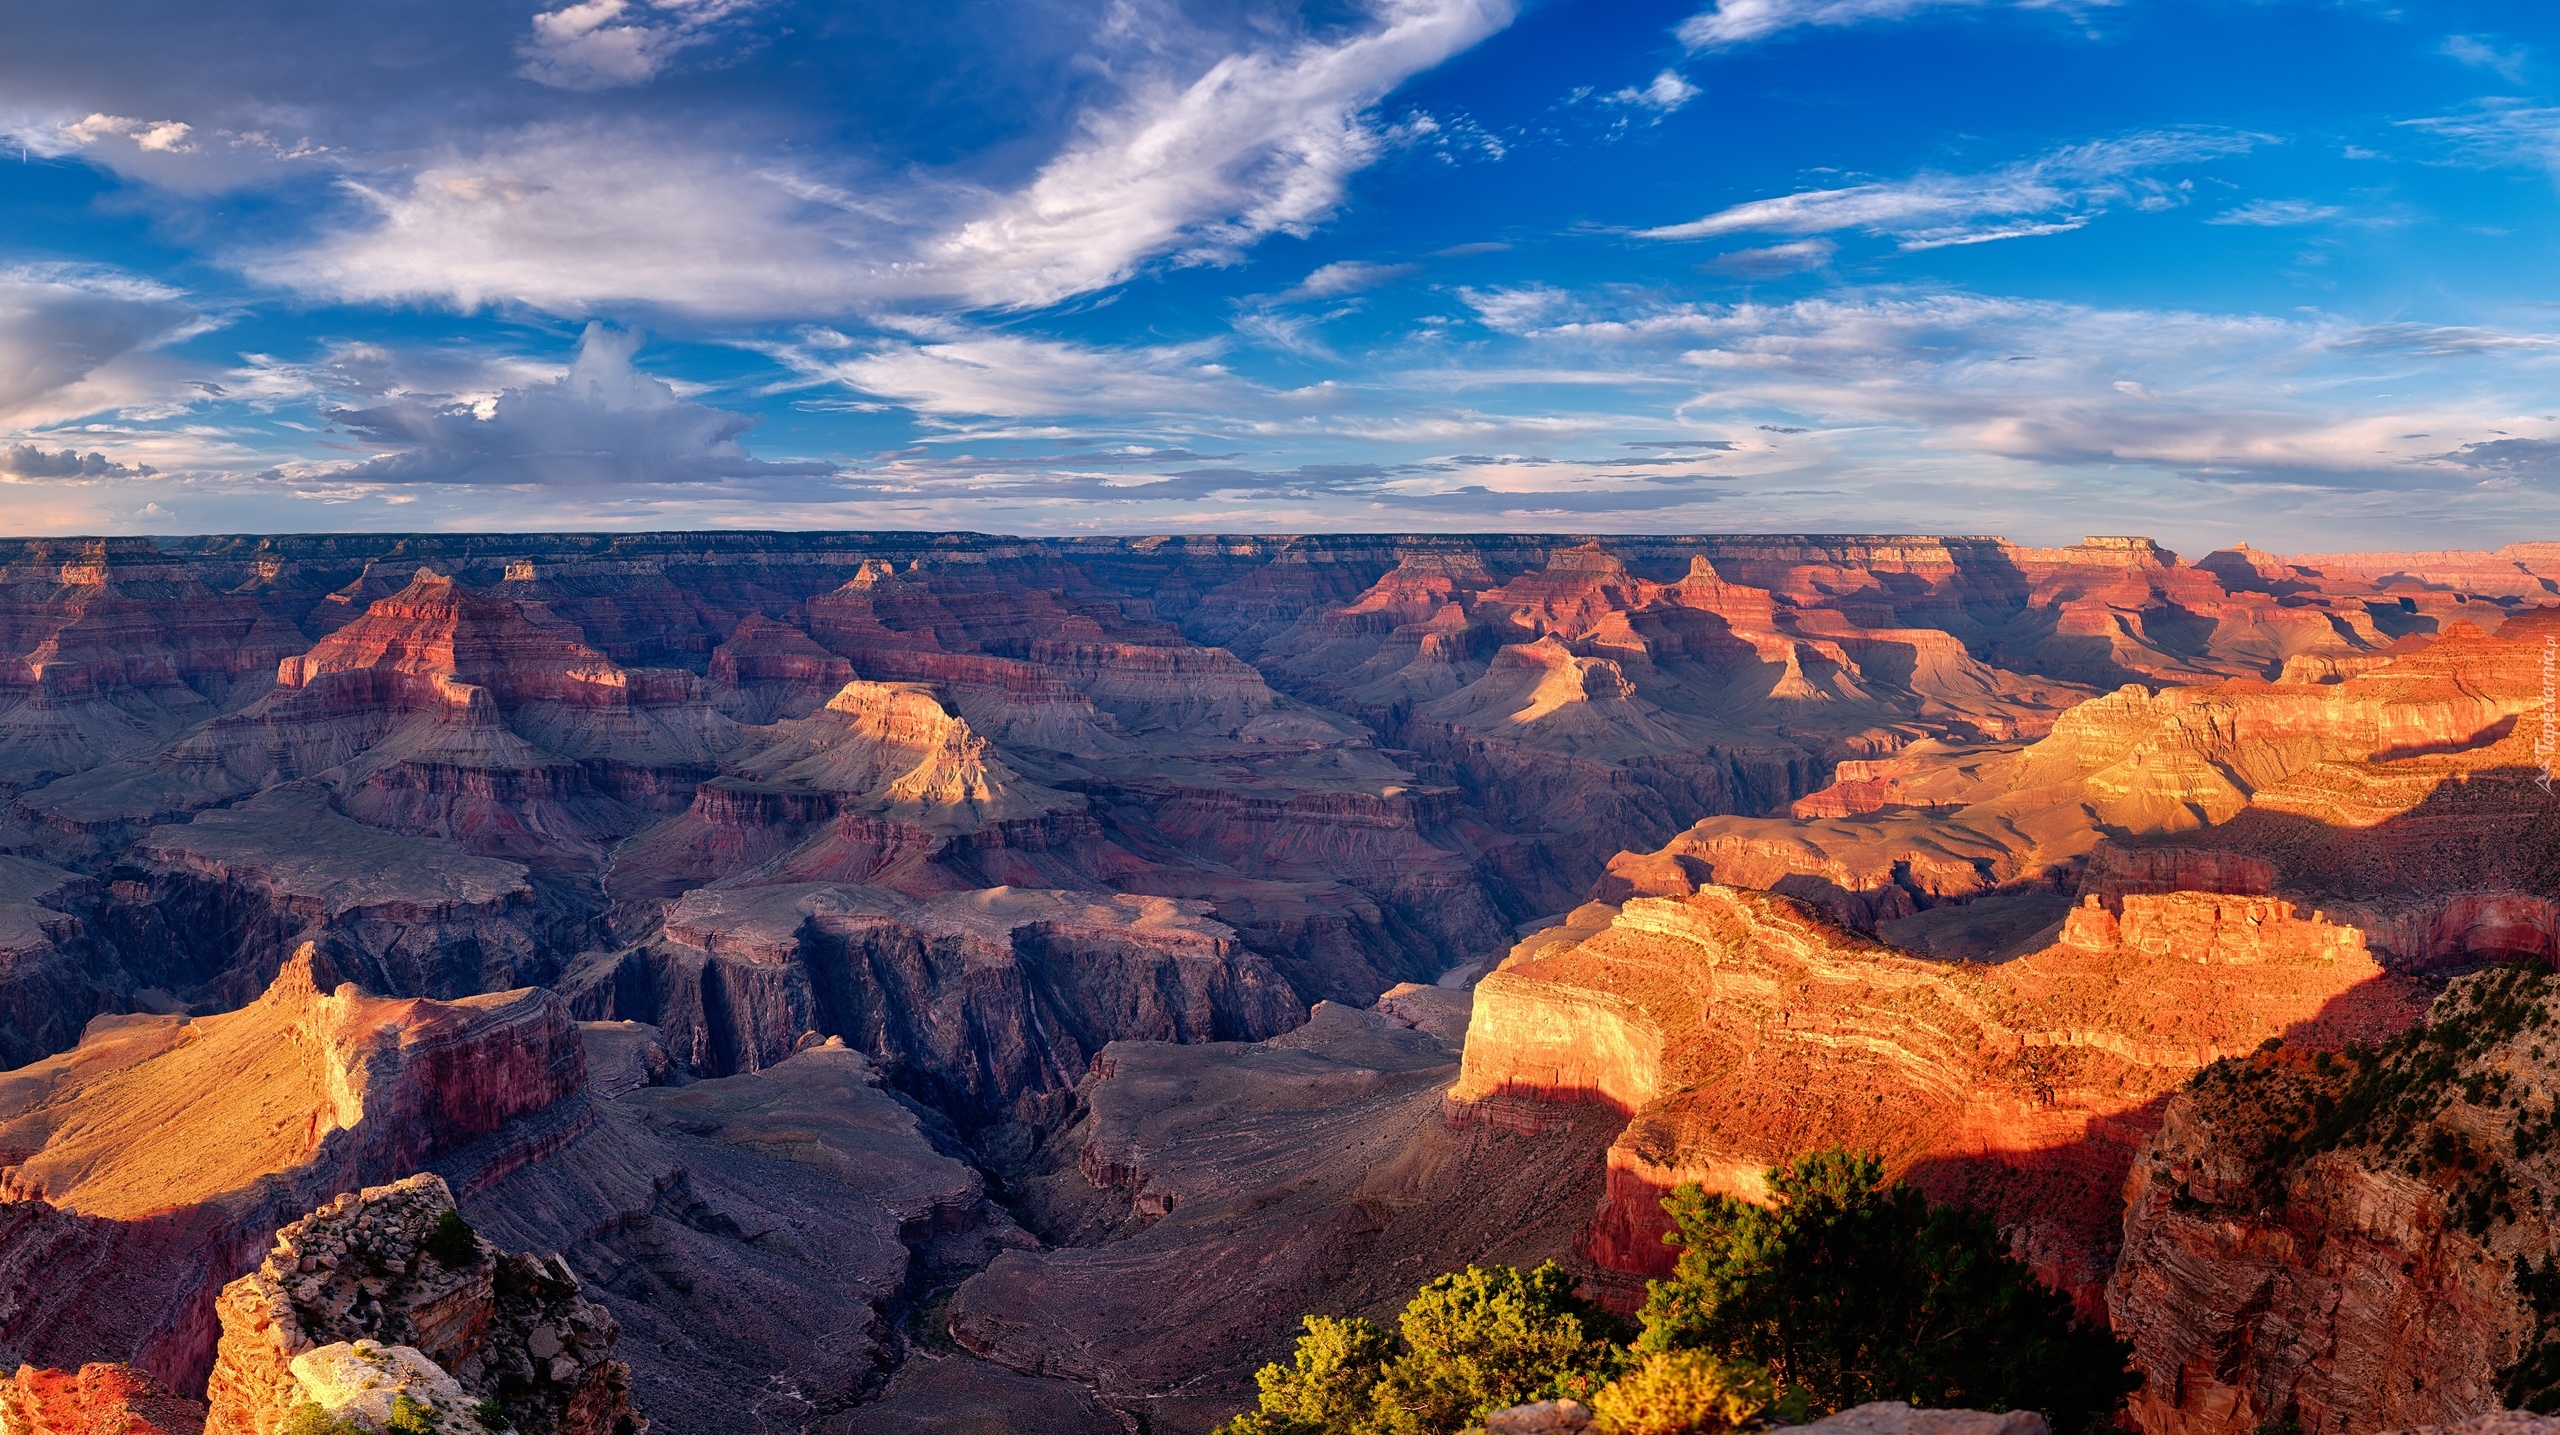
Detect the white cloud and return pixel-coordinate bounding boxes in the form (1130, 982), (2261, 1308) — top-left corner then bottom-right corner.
(930, 0), (1514, 309)
(2404, 103), (2560, 174)
(267, 0), (1513, 318)
(256, 128), (890, 316)
(518, 0), (765, 90)
(320, 322), (834, 486)
(0, 266), (210, 426)
(1465, 286), (2560, 484)
(1637, 129), (2252, 248)
(58, 112), (195, 153)
(2443, 35), (2528, 84)
(1287, 260), (1419, 299)
(2206, 198), (2346, 226)
(1710, 238), (1836, 275)
(1676, 0), (2084, 48)
(769, 325), (1268, 422)
(1608, 70), (1701, 114)
(0, 443), (156, 480)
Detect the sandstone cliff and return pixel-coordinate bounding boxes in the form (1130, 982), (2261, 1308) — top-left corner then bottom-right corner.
(0, 950), (585, 1390)
(2111, 965), (2560, 1435)
(1447, 884), (2426, 1307)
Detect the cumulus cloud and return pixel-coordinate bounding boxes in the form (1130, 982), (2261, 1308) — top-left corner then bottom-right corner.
(57, 112), (196, 153)
(518, 0), (764, 90)
(0, 267), (209, 425)
(1608, 70), (1701, 114)
(322, 323), (834, 486)
(0, 443), (156, 480)
(2430, 436), (2560, 480)
(1638, 129), (2250, 248)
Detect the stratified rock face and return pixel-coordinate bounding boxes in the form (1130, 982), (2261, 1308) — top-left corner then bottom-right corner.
(1605, 612), (2554, 969)
(459, 1028), (1027, 1433)
(0, 1361), (206, 1435)
(2109, 967), (2560, 1435)
(0, 530), (2546, 1431)
(568, 882), (1299, 1126)
(205, 1173), (639, 1435)
(0, 950), (585, 1391)
(949, 993), (1616, 1434)
(0, 540), (304, 798)
(1448, 884), (2427, 1306)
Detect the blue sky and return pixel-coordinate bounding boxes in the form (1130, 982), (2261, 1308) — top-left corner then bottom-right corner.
(3, 0), (2559, 548)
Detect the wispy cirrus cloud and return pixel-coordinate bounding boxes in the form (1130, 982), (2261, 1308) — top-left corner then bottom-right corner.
(0, 266), (212, 428)
(1456, 284), (2560, 487)
(2442, 35), (2528, 84)
(2206, 198), (2345, 227)
(264, 0), (1515, 318)
(1675, 0), (2094, 49)
(1636, 129), (2253, 248)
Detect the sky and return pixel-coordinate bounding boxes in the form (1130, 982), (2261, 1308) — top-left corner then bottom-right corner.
(3, 0), (2559, 550)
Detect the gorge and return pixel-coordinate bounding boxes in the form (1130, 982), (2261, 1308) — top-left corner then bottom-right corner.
(0, 530), (2552, 1434)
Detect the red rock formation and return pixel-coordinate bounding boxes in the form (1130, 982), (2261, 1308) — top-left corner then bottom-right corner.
(1614, 615), (2552, 961)
(205, 1174), (639, 1435)
(569, 882), (1298, 1123)
(0, 949), (585, 1390)
(1447, 884), (2428, 1307)
(2109, 966), (2560, 1435)
(0, 1361), (205, 1434)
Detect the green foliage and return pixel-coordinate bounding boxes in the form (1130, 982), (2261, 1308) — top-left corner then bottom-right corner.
(388, 1395), (439, 1435)
(1588, 1349), (1799, 1435)
(1221, 1316), (1398, 1434)
(280, 1405), (366, 1435)
(425, 1208), (481, 1268)
(1368, 1263), (1625, 1433)
(473, 1398), (513, 1432)
(1211, 1263), (1624, 1435)
(1216, 1149), (2140, 1435)
(1636, 1150), (2136, 1435)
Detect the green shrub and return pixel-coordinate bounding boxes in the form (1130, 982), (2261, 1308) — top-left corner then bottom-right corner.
(1212, 1262), (1623, 1435)
(1589, 1349), (1797, 1434)
(279, 1405), (365, 1435)
(425, 1209), (481, 1268)
(1636, 1150), (2136, 1434)
(387, 1395), (439, 1435)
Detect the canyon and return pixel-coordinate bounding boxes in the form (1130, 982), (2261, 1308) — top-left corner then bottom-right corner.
(0, 530), (2550, 1432)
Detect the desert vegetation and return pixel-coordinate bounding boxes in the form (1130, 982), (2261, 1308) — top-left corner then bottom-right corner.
(1216, 1150), (2135, 1435)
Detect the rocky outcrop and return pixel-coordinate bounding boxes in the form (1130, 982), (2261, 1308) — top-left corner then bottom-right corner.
(205, 1173), (639, 1435)
(0, 950), (586, 1390)
(566, 883), (1299, 1124)
(0, 1361), (206, 1434)
(2110, 966), (2560, 1435)
(1447, 884), (2429, 1308)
